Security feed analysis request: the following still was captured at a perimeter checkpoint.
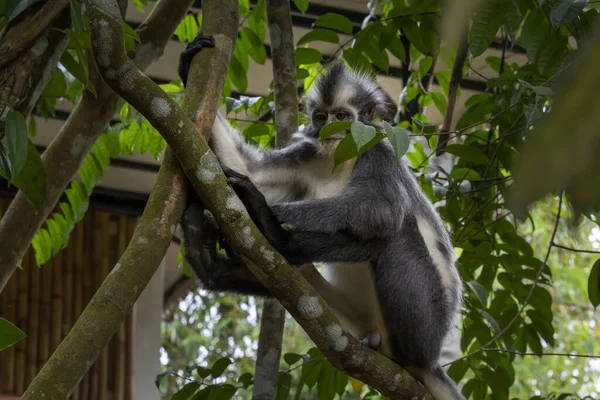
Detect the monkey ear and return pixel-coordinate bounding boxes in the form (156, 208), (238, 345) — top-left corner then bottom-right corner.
(363, 103), (375, 121)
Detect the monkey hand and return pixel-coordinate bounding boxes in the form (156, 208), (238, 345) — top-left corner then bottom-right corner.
(178, 33), (216, 87)
(222, 165), (290, 254)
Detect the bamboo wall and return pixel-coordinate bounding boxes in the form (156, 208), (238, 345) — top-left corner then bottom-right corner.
(0, 196), (138, 400)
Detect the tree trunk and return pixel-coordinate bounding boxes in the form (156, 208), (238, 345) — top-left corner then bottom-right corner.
(253, 1), (299, 397)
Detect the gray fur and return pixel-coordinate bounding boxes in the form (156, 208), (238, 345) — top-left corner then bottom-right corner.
(181, 61), (464, 399)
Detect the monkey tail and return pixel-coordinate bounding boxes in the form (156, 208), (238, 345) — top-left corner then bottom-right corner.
(407, 365), (465, 400)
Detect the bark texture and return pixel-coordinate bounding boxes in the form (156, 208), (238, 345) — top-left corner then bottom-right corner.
(0, 0), (70, 69)
(0, 0), (195, 293)
(82, 0), (431, 397)
(0, 9), (69, 116)
(21, 0), (237, 396)
(253, 1), (300, 397)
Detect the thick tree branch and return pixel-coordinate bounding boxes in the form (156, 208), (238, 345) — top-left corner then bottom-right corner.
(0, 9), (69, 115)
(82, 0), (431, 398)
(435, 26), (469, 156)
(22, 150), (187, 400)
(0, 0), (194, 293)
(0, 0), (70, 69)
(253, 1), (299, 397)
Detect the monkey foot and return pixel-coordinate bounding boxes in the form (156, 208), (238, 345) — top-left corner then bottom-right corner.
(178, 33), (216, 86)
(361, 331), (381, 350)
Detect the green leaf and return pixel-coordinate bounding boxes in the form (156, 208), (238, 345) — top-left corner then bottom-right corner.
(350, 122), (376, 151)
(32, 228), (51, 265)
(60, 50), (96, 96)
(28, 115), (37, 137)
(243, 123), (270, 137)
(450, 167), (481, 181)
(444, 144), (489, 165)
(5, 109), (28, 176)
(70, 0), (86, 35)
(293, 0), (309, 13)
(317, 362), (336, 400)
(467, 281), (487, 308)
(333, 369), (348, 396)
(412, 117), (437, 134)
(320, 121), (351, 140)
(174, 14), (198, 43)
(550, 0), (586, 28)
(301, 351), (323, 388)
(314, 13), (353, 34)
(0, 317), (26, 350)
(297, 29), (339, 46)
(469, 0), (510, 57)
(283, 352), (302, 366)
(172, 382), (200, 400)
(197, 366), (212, 379)
(241, 27), (267, 64)
(122, 21), (141, 43)
(41, 68), (67, 98)
(333, 134), (359, 169)
(1, 139), (45, 210)
(276, 373), (292, 400)
(238, 372), (253, 389)
(295, 48), (322, 65)
(229, 55), (248, 93)
(588, 259), (600, 309)
(383, 122), (410, 165)
(210, 357), (232, 378)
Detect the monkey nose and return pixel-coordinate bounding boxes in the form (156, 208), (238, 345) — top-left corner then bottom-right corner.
(327, 116), (336, 124)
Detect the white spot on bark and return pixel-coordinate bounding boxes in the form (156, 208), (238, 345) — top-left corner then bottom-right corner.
(269, 23), (281, 51)
(170, 225), (176, 235)
(298, 296), (323, 319)
(94, 0), (122, 20)
(137, 237), (148, 245)
(109, 263), (121, 275)
(178, 120), (184, 128)
(325, 324), (348, 351)
(71, 134), (87, 156)
(196, 152), (221, 183)
(96, 20), (112, 67)
(31, 36), (49, 56)
(226, 193), (246, 214)
(260, 246), (274, 263)
(242, 226), (255, 248)
(150, 97), (171, 118)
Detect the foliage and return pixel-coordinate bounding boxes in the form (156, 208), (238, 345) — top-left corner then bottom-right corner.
(0, 317), (26, 350)
(6, 0), (600, 397)
(159, 0), (600, 398)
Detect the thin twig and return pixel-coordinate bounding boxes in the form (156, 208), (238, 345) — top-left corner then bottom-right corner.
(551, 243), (600, 255)
(436, 24), (469, 155)
(483, 348), (600, 359)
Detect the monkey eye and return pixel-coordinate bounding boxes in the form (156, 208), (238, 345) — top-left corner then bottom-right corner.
(336, 111), (349, 120)
(314, 113), (327, 122)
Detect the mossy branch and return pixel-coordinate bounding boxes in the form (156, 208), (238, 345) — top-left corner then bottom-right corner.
(0, 0), (195, 294)
(253, 0), (300, 397)
(82, 0), (431, 398)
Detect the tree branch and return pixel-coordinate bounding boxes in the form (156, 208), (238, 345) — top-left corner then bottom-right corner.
(83, 0), (431, 397)
(0, 0), (195, 294)
(253, 1), (299, 396)
(0, 0), (70, 69)
(0, 8), (69, 115)
(435, 25), (469, 156)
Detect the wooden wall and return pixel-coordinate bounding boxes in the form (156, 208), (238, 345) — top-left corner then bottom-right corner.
(0, 196), (138, 400)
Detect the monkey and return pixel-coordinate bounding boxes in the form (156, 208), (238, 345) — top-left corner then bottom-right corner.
(178, 33), (465, 399)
